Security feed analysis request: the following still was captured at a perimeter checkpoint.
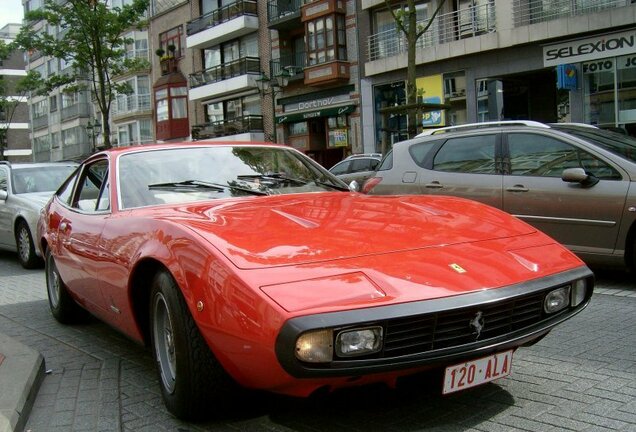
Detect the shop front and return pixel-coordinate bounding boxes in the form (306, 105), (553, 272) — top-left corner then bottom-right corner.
(544, 28), (636, 135)
(277, 89), (358, 168)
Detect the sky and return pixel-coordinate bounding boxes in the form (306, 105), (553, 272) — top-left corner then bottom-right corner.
(0, 0), (25, 29)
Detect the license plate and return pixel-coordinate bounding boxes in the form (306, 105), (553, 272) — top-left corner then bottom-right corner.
(442, 350), (513, 394)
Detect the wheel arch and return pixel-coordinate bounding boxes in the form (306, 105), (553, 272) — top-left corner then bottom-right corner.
(129, 258), (170, 347)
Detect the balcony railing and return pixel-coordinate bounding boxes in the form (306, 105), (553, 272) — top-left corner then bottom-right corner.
(112, 94), (152, 116)
(32, 114), (49, 130)
(271, 51), (306, 77)
(61, 102), (91, 121)
(267, 0), (303, 22)
(368, 2), (495, 61)
(192, 115), (263, 140)
(189, 57), (261, 88)
(513, 0), (627, 27)
(187, 0), (257, 36)
(126, 48), (149, 60)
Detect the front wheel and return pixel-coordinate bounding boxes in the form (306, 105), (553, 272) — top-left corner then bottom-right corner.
(45, 249), (87, 324)
(150, 271), (236, 420)
(16, 221), (42, 269)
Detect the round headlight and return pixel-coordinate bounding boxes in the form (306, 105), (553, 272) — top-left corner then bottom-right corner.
(544, 286), (570, 314)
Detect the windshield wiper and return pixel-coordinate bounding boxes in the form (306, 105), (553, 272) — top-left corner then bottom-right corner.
(148, 180), (268, 196)
(237, 173), (308, 185)
(313, 178), (350, 191)
(148, 180), (225, 191)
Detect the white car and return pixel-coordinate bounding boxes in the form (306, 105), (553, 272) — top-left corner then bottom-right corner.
(0, 161), (77, 268)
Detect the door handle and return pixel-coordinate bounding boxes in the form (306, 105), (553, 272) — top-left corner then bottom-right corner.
(506, 185), (529, 192)
(425, 181), (443, 189)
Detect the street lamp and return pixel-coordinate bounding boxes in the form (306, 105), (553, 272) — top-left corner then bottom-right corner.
(255, 68), (291, 143)
(85, 119), (101, 153)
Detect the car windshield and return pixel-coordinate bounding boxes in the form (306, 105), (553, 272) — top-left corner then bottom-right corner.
(118, 145), (349, 209)
(12, 166), (77, 194)
(553, 125), (636, 163)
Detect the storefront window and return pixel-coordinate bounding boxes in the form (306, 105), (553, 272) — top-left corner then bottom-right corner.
(374, 81), (407, 152)
(617, 54), (636, 124)
(583, 59), (616, 127)
(289, 122), (308, 135)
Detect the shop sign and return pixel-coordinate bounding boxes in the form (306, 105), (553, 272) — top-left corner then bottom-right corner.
(285, 94), (351, 112)
(619, 55), (636, 70)
(276, 105), (355, 123)
(543, 29), (636, 67)
(557, 64), (577, 90)
(416, 74), (445, 127)
(328, 129), (348, 147)
(582, 59), (614, 73)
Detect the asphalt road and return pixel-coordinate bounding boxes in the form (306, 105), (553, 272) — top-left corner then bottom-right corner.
(0, 251), (635, 432)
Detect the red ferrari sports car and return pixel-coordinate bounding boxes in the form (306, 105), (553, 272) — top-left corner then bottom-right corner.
(38, 142), (593, 420)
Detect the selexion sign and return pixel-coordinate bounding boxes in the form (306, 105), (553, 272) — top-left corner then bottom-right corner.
(543, 29), (636, 67)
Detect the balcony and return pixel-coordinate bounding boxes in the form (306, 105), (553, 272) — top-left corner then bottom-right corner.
(32, 114), (48, 130)
(367, 2), (496, 61)
(267, 0), (302, 30)
(188, 57), (261, 101)
(186, 0), (258, 50)
(112, 94), (152, 118)
(271, 51), (306, 79)
(61, 103), (91, 122)
(125, 48), (149, 61)
(192, 115), (264, 140)
(512, 0), (626, 27)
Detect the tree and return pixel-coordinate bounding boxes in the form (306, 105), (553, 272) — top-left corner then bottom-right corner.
(14, 0), (149, 150)
(383, 0), (447, 138)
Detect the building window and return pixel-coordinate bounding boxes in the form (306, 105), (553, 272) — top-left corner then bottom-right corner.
(305, 14), (346, 66)
(159, 26), (185, 59)
(49, 95), (58, 112)
(203, 94), (261, 123)
(32, 99), (48, 118)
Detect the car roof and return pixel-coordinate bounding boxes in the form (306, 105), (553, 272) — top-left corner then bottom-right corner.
(417, 121), (599, 137)
(1, 161), (78, 169)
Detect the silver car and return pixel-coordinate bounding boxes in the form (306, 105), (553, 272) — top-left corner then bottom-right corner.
(363, 121), (636, 270)
(329, 153), (382, 185)
(0, 161), (77, 268)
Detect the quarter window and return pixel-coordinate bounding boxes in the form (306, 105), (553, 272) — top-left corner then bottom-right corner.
(433, 135), (497, 174)
(73, 160), (109, 212)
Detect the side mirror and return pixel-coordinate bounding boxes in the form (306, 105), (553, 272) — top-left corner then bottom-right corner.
(0, 190), (7, 201)
(562, 167), (599, 187)
(349, 180), (360, 192)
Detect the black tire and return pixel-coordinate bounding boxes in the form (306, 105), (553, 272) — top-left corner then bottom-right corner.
(149, 270), (236, 420)
(45, 249), (87, 324)
(15, 221), (42, 269)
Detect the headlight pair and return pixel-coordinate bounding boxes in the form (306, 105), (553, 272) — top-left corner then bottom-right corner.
(295, 326), (383, 363)
(543, 278), (587, 314)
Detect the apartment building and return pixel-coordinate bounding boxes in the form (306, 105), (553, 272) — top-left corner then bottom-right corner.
(268, 0), (362, 168)
(358, 0), (636, 153)
(0, 23), (30, 162)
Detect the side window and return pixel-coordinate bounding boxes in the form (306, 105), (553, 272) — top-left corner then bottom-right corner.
(73, 160), (109, 212)
(350, 159), (372, 172)
(57, 171), (79, 205)
(369, 159), (380, 170)
(330, 161), (350, 175)
(96, 181), (110, 211)
(433, 135), (497, 174)
(508, 133), (619, 179)
(378, 150), (393, 171)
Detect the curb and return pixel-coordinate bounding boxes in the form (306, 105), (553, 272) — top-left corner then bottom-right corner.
(0, 332), (44, 432)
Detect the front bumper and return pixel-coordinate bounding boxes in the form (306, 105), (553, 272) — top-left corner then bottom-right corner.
(276, 266), (594, 378)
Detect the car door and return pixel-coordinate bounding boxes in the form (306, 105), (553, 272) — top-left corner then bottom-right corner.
(502, 132), (629, 255)
(0, 166), (11, 248)
(417, 133), (504, 209)
(54, 159), (111, 312)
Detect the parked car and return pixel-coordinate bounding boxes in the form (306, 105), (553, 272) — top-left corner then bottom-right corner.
(38, 142), (592, 420)
(0, 161), (77, 268)
(329, 153), (382, 185)
(363, 120), (636, 269)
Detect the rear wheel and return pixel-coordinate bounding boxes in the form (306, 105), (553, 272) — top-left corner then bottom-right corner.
(16, 221), (42, 269)
(150, 270), (236, 420)
(45, 249), (86, 324)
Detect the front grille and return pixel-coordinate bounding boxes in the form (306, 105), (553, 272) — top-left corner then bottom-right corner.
(380, 289), (553, 358)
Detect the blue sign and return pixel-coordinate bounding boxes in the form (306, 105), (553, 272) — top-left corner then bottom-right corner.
(557, 64), (577, 91)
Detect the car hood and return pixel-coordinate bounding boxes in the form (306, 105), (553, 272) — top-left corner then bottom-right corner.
(171, 193), (537, 270)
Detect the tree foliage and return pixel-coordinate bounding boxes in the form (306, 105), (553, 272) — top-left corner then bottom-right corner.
(383, 0), (446, 138)
(14, 0), (149, 149)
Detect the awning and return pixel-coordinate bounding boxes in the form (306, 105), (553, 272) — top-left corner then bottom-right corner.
(276, 105), (356, 124)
